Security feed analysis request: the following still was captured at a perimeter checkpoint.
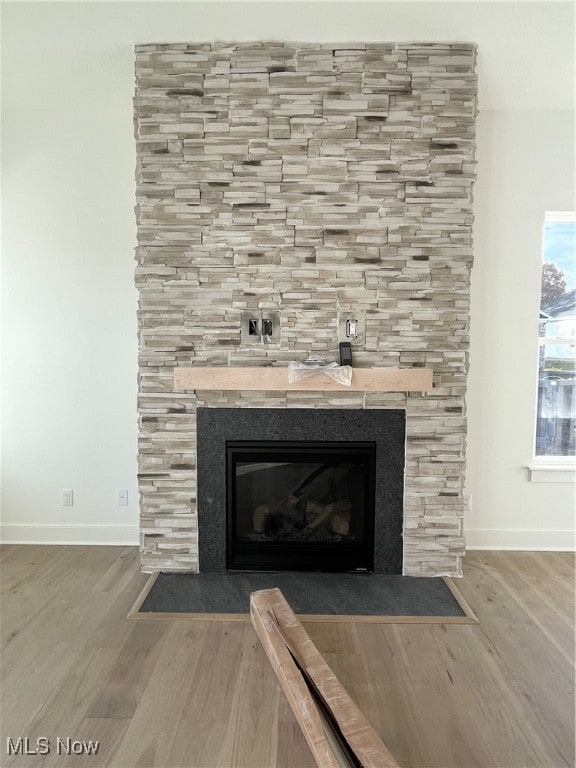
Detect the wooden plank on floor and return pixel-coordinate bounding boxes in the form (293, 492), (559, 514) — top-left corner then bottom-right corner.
(251, 588), (399, 768)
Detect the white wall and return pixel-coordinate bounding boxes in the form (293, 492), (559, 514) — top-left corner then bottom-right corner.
(468, 109), (575, 549)
(2, 1), (574, 549)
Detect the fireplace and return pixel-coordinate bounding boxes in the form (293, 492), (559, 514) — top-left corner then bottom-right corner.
(227, 441), (376, 572)
(197, 407), (405, 574)
(135, 42), (477, 577)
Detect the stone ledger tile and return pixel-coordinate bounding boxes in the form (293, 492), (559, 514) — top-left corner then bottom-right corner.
(134, 41), (477, 577)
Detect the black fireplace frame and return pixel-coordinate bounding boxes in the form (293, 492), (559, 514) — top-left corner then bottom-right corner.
(196, 408), (406, 574)
(226, 440), (376, 572)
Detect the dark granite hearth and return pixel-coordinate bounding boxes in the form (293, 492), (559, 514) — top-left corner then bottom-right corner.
(138, 572), (466, 618)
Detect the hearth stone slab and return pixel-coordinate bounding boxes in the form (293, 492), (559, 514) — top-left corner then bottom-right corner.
(138, 572), (465, 617)
(197, 407), (405, 574)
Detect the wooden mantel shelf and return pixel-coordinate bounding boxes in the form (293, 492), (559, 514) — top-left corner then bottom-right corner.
(174, 366), (433, 393)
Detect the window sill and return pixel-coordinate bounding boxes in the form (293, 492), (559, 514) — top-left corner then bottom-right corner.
(528, 463), (576, 483)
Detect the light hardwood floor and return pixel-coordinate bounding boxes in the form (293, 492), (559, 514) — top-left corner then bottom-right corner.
(0, 546), (574, 768)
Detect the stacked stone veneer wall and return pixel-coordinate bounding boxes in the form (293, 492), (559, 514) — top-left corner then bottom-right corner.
(134, 42), (477, 576)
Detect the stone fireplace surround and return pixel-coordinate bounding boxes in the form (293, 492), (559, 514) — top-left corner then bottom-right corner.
(134, 41), (477, 577)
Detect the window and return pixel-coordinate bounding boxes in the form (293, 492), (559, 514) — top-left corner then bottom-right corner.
(533, 213), (576, 472)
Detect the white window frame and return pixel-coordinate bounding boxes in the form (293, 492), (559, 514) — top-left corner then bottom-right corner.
(529, 212), (576, 483)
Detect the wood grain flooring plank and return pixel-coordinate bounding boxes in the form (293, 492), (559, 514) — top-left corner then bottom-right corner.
(0, 544), (20, 562)
(332, 624), (405, 761)
(303, 621), (359, 657)
(427, 621), (554, 767)
(165, 621), (250, 767)
(216, 633), (281, 768)
(486, 552), (575, 666)
(354, 622), (496, 768)
(541, 551), (575, 579)
(0, 587), (57, 648)
(1, 633), (82, 708)
(458, 555), (575, 767)
(470, 551), (575, 622)
(84, 570), (149, 651)
(0, 696), (46, 750)
(92, 548), (141, 594)
(0, 545), (62, 594)
(53, 718), (130, 768)
(38, 547), (126, 598)
(2, 647), (123, 768)
(86, 622), (167, 720)
(1, 592), (92, 700)
(515, 552), (575, 621)
(276, 692), (317, 768)
(108, 621), (210, 767)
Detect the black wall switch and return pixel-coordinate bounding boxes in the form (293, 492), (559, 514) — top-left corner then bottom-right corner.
(339, 342), (353, 366)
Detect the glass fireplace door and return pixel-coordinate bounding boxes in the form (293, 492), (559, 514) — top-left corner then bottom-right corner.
(226, 441), (376, 572)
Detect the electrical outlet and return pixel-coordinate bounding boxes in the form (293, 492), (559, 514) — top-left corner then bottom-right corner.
(117, 488), (128, 506)
(62, 489), (74, 506)
(345, 319), (358, 338)
(338, 312), (365, 345)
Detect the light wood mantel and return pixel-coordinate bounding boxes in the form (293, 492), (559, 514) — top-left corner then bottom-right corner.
(174, 366), (433, 393)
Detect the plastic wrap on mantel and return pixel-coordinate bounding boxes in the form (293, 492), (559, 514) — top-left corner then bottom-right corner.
(287, 362), (353, 386)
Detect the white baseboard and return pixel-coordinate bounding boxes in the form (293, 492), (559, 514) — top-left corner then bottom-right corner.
(466, 528), (575, 551)
(0, 524), (139, 546)
(2, 524), (573, 552)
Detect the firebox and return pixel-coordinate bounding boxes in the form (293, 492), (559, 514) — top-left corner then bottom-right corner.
(227, 441), (376, 572)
